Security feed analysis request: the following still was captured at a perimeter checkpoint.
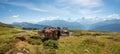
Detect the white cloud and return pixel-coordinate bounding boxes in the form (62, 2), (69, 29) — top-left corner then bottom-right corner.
(83, 13), (120, 22)
(38, 16), (63, 21)
(36, 16), (74, 22)
(2, 1), (72, 15)
(2, 0), (119, 24)
(9, 13), (120, 24)
(12, 15), (19, 18)
(92, 13), (120, 22)
(2, 2), (48, 12)
(56, 0), (104, 17)
(58, 0), (103, 7)
(107, 13), (120, 19)
(11, 15), (23, 22)
(1, 0), (103, 17)
(79, 8), (103, 16)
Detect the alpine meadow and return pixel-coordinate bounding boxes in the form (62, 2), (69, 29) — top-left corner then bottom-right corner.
(0, 0), (120, 54)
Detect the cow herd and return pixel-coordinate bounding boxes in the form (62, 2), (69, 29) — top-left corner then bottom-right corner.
(38, 27), (69, 40)
(15, 27), (70, 41)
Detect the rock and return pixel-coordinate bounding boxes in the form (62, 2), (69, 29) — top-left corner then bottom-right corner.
(15, 36), (30, 41)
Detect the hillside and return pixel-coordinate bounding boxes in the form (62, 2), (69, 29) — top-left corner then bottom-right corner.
(0, 22), (14, 28)
(12, 22), (51, 29)
(0, 24), (120, 54)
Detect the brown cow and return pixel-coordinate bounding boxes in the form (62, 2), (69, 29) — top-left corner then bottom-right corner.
(39, 27), (61, 41)
(44, 28), (53, 39)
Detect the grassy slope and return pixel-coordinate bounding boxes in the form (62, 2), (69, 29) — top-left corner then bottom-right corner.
(58, 36), (120, 54)
(0, 27), (120, 54)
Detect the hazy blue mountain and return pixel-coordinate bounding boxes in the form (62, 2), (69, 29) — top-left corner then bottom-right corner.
(12, 22), (50, 29)
(0, 22), (14, 28)
(38, 20), (85, 29)
(11, 19), (120, 32)
(90, 19), (120, 32)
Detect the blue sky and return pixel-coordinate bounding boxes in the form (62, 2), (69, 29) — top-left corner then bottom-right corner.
(0, 0), (120, 24)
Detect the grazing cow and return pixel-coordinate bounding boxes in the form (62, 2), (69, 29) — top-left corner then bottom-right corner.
(61, 28), (69, 36)
(44, 28), (53, 39)
(44, 27), (58, 40)
(56, 27), (61, 39)
(38, 27), (47, 36)
(38, 27), (62, 40)
(38, 27), (69, 40)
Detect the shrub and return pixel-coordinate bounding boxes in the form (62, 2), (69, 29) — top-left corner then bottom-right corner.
(27, 39), (42, 45)
(44, 40), (58, 49)
(0, 44), (12, 54)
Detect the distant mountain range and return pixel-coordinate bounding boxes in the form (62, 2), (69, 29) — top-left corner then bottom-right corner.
(12, 22), (51, 29)
(37, 20), (85, 29)
(90, 19), (120, 32)
(11, 20), (85, 29)
(10, 19), (120, 32)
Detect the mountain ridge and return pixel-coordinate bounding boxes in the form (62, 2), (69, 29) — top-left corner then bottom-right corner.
(91, 19), (120, 32)
(10, 19), (120, 32)
(37, 20), (85, 29)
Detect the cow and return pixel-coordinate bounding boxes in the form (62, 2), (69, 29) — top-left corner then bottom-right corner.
(38, 27), (62, 41)
(38, 27), (70, 41)
(61, 27), (69, 36)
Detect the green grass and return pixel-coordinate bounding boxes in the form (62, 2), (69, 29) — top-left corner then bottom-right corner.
(57, 36), (120, 54)
(0, 27), (120, 54)
(70, 30), (120, 36)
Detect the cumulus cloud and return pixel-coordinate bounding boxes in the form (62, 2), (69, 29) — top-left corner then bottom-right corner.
(89, 13), (120, 22)
(12, 15), (19, 18)
(1, 0), (119, 24)
(11, 15), (23, 22)
(9, 13), (120, 24)
(107, 13), (120, 19)
(38, 16), (64, 21)
(38, 16), (91, 22)
(82, 13), (120, 22)
(42, 14), (120, 23)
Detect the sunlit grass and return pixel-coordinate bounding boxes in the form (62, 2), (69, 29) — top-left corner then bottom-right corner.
(0, 27), (120, 54)
(57, 36), (120, 54)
